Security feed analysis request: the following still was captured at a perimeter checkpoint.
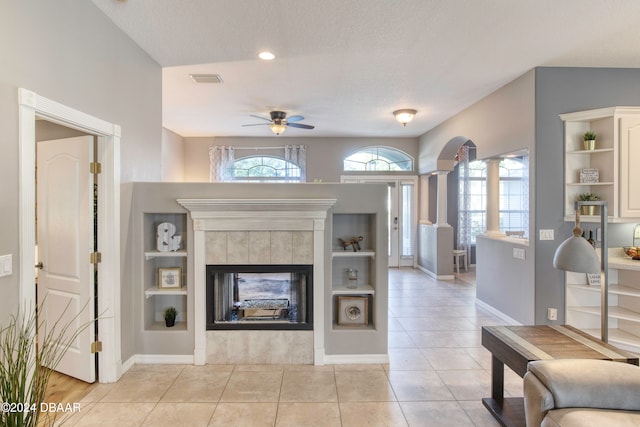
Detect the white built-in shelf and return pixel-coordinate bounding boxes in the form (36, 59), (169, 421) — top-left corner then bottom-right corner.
(567, 148), (614, 155)
(145, 320), (188, 331)
(566, 182), (614, 186)
(331, 284), (375, 295)
(332, 250), (375, 258)
(567, 283), (640, 298)
(579, 328), (640, 353)
(144, 250), (187, 260)
(145, 286), (188, 299)
(567, 305), (640, 323)
(332, 323), (376, 331)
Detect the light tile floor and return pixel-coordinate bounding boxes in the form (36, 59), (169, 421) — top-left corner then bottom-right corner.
(54, 268), (524, 426)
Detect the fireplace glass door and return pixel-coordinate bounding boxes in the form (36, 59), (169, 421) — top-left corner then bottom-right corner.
(206, 265), (313, 330)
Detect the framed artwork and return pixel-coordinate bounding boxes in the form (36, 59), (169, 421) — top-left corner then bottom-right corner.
(158, 267), (182, 289)
(337, 296), (369, 326)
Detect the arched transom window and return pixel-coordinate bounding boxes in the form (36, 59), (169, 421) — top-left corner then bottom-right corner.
(343, 146), (413, 172)
(232, 156), (302, 182)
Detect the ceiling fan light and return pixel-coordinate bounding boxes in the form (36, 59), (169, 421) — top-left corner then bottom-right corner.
(269, 123), (287, 135)
(393, 109), (417, 127)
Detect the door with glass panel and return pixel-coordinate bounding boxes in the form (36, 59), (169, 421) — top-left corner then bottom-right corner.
(341, 176), (417, 267)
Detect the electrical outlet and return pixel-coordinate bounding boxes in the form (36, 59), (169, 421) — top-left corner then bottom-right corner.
(547, 308), (558, 321)
(635, 225), (640, 239)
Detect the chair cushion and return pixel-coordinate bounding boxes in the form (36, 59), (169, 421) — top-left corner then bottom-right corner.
(542, 408), (640, 427)
(528, 359), (640, 411)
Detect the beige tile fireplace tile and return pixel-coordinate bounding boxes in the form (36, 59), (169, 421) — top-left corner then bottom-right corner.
(227, 231), (249, 264)
(270, 231), (293, 264)
(249, 231), (271, 264)
(206, 232), (227, 264)
(292, 231), (313, 264)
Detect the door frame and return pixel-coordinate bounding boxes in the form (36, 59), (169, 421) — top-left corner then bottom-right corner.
(340, 175), (418, 267)
(18, 88), (122, 383)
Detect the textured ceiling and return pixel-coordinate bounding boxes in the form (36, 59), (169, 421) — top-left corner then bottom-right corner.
(90, 0), (640, 138)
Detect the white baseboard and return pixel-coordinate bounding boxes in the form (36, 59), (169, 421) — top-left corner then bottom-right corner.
(135, 354), (195, 364)
(417, 265), (454, 281)
(475, 299), (522, 326)
(323, 353), (389, 365)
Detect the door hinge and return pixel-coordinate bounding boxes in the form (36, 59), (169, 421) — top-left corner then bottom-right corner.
(91, 341), (102, 353)
(90, 252), (102, 264)
(90, 162), (102, 174)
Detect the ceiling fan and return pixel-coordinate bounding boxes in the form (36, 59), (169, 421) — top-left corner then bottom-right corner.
(242, 110), (315, 135)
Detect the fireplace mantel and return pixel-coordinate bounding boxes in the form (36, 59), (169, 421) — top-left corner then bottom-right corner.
(178, 197), (336, 365)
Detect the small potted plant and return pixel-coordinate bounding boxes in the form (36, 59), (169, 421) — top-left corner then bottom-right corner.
(164, 307), (177, 327)
(577, 192), (600, 216)
(583, 131), (597, 150)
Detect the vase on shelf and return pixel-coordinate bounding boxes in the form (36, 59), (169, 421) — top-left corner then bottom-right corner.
(583, 139), (596, 150)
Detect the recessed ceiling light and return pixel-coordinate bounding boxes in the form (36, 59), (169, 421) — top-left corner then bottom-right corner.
(258, 51), (275, 60)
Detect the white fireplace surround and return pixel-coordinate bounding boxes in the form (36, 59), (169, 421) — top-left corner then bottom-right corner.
(177, 198), (337, 365)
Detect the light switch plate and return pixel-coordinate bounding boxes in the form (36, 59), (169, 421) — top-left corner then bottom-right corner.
(513, 248), (526, 260)
(539, 229), (554, 241)
(0, 255), (11, 277)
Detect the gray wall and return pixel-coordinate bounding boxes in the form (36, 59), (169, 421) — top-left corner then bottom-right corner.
(0, 2), (161, 326)
(162, 128), (185, 182)
(535, 67), (640, 324)
(183, 136), (419, 183)
(120, 182), (388, 360)
(417, 70), (536, 324)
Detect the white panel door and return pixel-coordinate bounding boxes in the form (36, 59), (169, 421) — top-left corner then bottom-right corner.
(37, 136), (95, 383)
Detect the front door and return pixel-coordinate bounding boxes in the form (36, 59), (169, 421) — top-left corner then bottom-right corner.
(341, 175), (418, 267)
(36, 136), (95, 383)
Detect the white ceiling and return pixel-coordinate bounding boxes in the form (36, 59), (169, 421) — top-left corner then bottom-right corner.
(90, 0), (640, 138)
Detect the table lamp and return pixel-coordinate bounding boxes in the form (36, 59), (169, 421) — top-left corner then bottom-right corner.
(553, 200), (608, 342)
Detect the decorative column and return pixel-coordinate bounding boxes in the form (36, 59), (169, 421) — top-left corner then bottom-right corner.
(485, 158), (505, 237)
(436, 171), (451, 227)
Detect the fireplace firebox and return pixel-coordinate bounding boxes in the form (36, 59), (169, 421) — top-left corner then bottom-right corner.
(206, 265), (313, 330)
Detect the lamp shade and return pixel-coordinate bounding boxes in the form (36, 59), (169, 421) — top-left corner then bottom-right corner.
(269, 123), (287, 135)
(553, 235), (600, 274)
(393, 109), (417, 126)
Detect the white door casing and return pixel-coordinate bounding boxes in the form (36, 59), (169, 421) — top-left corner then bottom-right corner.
(18, 88), (122, 383)
(340, 175), (418, 268)
(37, 137), (95, 382)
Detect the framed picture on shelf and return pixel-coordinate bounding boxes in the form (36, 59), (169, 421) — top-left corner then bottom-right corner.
(337, 295), (369, 325)
(158, 267), (182, 289)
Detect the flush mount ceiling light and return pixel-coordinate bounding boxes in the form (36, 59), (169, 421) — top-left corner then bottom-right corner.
(269, 122), (287, 135)
(393, 109), (417, 127)
(258, 51), (275, 60)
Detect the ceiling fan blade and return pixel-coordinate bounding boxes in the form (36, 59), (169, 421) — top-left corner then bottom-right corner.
(249, 114), (272, 122)
(242, 123), (271, 127)
(286, 115), (304, 122)
(287, 122), (315, 130)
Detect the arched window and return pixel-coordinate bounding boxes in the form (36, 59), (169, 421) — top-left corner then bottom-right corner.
(232, 156), (302, 182)
(343, 146), (413, 172)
